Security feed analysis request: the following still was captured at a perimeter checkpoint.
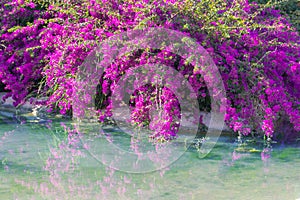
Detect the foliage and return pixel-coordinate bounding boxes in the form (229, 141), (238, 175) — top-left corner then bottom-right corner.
(0, 0), (299, 141)
(249, 0), (300, 32)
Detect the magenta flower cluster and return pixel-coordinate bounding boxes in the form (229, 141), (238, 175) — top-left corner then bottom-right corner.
(0, 0), (299, 140)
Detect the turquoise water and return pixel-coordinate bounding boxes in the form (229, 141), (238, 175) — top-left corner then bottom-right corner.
(0, 111), (300, 200)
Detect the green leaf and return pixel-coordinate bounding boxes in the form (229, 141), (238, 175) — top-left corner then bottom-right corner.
(7, 26), (22, 33)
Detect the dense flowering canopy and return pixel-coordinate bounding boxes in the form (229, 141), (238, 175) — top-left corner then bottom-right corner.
(0, 0), (299, 141)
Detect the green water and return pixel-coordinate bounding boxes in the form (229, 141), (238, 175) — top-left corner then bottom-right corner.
(0, 112), (300, 200)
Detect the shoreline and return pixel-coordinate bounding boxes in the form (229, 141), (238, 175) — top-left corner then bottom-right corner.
(0, 92), (232, 134)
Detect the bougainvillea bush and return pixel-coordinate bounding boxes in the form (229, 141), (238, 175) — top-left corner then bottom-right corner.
(0, 0), (299, 141)
(249, 0), (300, 32)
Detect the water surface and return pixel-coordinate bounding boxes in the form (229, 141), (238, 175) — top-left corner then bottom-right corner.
(0, 112), (299, 200)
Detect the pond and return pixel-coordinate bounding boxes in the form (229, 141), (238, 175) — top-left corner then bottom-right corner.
(0, 110), (300, 200)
